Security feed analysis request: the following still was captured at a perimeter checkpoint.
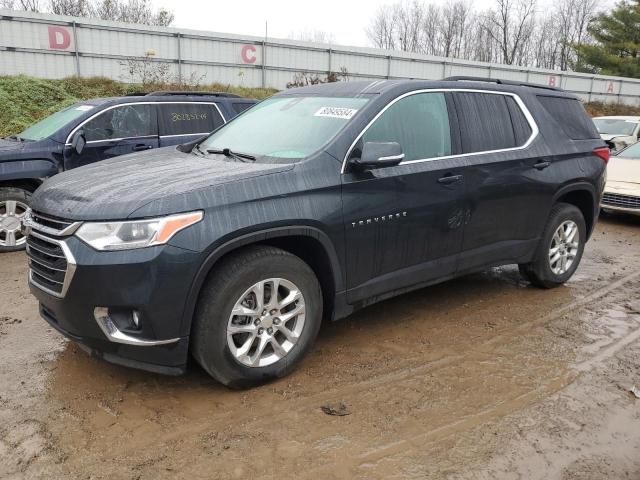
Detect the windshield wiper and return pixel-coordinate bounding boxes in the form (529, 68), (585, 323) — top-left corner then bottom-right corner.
(6, 135), (24, 142)
(207, 147), (256, 163)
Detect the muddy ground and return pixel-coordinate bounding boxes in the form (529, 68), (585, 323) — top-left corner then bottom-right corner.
(1, 214), (640, 479)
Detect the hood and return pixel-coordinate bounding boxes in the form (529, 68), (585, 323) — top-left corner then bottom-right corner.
(31, 146), (294, 220)
(606, 156), (640, 184)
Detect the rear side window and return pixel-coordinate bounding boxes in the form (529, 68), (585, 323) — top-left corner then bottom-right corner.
(158, 103), (224, 137)
(84, 104), (156, 142)
(452, 92), (519, 153)
(359, 92), (452, 161)
(536, 96), (599, 140)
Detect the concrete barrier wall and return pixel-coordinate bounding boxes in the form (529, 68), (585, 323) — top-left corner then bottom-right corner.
(2, 9), (640, 105)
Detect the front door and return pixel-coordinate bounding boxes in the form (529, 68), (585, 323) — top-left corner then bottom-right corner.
(342, 91), (466, 304)
(64, 104), (158, 170)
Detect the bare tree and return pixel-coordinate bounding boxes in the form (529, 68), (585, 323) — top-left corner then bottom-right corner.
(4, 0), (173, 25)
(94, 0), (173, 26)
(18, 0), (39, 10)
(363, 0), (600, 71)
(484, 0), (537, 65)
(288, 29), (336, 44)
(49, 0), (90, 16)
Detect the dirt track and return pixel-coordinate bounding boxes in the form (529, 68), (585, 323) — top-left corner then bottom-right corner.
(1, 215), (640, 479)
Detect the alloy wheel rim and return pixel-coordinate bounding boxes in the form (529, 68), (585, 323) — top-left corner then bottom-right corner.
(0, 200), (29, 247)
(227, 278), (306, 367)
(548, 220), (579, 275)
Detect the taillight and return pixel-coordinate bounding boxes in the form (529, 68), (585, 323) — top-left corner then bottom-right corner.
(593, 147), (610, 164)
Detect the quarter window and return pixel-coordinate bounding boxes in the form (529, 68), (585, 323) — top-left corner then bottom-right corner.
(83, 104), (155, 142)
(158, 103), (224, 137)
(354, 92), (452, 162)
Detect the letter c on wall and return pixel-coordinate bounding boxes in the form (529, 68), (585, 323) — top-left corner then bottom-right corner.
(48, 26), (71, 50)
(241, 44), (257, 64)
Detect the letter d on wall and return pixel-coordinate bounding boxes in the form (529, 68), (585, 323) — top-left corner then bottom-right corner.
(48, 26), (71, 50)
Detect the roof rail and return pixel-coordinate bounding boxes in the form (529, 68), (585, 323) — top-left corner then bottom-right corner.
(146, 91), (242, 98)
(443, 76), (561, 91)
(126, 92), (148, 96)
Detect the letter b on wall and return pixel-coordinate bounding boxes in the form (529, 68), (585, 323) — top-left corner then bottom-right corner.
(48, 26), (72, 50)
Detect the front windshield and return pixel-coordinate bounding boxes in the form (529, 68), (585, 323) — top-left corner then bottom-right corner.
(593, 118), (638, 136)
(17, 103), (96, 141)
(199, 96), (370, 159)
(617, 141), (640, 159)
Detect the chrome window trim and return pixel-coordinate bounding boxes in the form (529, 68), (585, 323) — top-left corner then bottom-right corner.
(84, 134), (157, 145)
(65, 101), (226, 145)
(159, 133), (210, 138)
(27, 230), (77, 299)
(341, 88), (539, 174)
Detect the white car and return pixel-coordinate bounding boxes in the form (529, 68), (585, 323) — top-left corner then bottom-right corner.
(593, 116), (640, 151)
(601, 142), (640, 216)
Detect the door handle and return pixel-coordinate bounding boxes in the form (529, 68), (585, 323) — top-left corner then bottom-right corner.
(133, 144), (153, 151)
(437, 174), (463, 185)
(533, 161), (551, 170)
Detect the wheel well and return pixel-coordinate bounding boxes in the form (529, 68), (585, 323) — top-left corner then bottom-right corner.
(0, 179), (42, 194)
(200, 236), (336, 322)
(557, 189), (595, 234)
(263, 237), (336, 321)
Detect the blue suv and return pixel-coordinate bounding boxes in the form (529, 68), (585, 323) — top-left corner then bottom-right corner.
(0, 91), (257, 252)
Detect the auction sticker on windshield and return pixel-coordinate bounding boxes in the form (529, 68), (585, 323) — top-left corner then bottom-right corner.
(314, 107), (358, 119)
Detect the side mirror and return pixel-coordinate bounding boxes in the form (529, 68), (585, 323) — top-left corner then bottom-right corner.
(71, 129), (86, 155)
(352, 142), (404, 169)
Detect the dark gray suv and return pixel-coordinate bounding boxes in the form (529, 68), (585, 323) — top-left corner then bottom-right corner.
(24, 78), (608, 388)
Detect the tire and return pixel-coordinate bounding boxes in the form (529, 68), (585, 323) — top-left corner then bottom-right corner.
(191, 245), (323, 389)
(0, 187), (31, 253)
(519, 202), (586, 289)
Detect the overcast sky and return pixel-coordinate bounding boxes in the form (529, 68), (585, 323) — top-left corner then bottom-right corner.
(167, 0), (534, 48)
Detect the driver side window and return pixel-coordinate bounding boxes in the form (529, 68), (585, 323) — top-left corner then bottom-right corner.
(84, 104), (156, 142)
(354, 92), (452, 162)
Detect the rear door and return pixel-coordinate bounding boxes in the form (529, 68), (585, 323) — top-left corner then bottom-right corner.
(450, 91), (545, 272)
(342, 91), (467, 303)
(157, 102), (225, 147)
(64, 103), (158, 170)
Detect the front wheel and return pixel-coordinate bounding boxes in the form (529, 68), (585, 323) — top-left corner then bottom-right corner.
(0, 187), (31, 253)
(519, 202), (586, 288)
(192, 246), (322, 388)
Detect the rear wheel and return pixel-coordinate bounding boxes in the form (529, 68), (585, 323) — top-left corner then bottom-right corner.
(0, 187), (30, 253)
(192, 245), (322, 388)
(519, 202), (586, 288)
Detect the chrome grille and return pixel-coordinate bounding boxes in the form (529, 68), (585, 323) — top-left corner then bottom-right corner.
(31, 211), (74, 232)
(26, 231), (76, 297)
(23, 210), (81, 237)
(602, 192), (640, 210)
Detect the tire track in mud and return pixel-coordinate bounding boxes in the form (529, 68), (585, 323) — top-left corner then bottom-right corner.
(298, 270), (640, 477)
(156, 268), (640, 448)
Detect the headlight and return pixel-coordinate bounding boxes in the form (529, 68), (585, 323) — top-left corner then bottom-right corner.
(75, 211), (203, 251)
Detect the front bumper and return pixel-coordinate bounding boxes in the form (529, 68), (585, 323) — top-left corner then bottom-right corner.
(29, 236), (203, 375)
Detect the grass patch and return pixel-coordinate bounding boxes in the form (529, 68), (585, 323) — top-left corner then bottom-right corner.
(0, 75), (277, 137)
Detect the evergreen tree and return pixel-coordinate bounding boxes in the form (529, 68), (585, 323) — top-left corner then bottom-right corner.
(574, 0), (640, 77)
